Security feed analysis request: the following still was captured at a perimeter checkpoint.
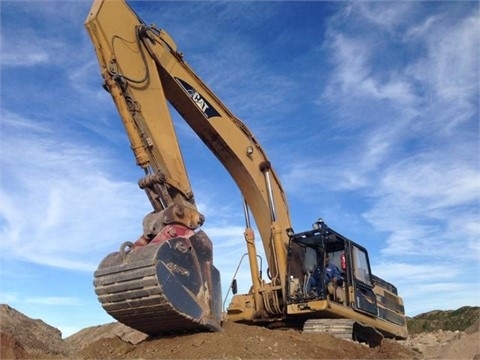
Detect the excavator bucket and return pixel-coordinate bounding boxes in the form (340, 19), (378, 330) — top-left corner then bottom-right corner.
(93, 230), (222, 335)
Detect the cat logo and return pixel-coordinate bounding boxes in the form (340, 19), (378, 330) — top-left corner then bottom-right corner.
(175, 78), (220, 119)
(191, 91), (209, 113)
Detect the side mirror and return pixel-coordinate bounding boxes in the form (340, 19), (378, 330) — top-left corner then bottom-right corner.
(231, 279), (238, 295)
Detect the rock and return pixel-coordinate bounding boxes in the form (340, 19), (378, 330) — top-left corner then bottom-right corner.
(65, 321), (148, 351)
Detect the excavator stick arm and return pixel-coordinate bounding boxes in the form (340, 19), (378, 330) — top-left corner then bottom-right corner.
(86, 0), (222, 335)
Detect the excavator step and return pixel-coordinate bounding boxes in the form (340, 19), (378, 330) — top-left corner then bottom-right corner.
(94, 233), (222, 335)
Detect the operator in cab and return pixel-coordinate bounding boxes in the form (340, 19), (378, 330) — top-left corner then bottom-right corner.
(310, 254), (345, 303)
(323, 254), (345, 303)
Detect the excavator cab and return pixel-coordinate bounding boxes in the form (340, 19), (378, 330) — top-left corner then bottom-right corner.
(286, 219), (407, 340)
(288, 219), (382, 311)
(287, 219), (349, 303)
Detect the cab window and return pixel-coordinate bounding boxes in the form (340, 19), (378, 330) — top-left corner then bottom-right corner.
(352, 246), (372, 286)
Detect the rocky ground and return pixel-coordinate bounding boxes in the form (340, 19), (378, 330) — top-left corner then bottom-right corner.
(0, 304), (479, 360)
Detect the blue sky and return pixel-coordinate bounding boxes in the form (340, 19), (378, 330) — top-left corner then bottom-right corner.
(1, 0), (478, 338)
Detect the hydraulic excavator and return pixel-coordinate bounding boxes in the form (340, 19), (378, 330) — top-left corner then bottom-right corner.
(85, 0), (408, 342)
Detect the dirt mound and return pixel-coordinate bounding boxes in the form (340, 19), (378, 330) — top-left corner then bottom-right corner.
(401, 330), (480, 360)
(0, 304), (69, 358)
(0, 332), (30, 360)
(465, 318), (480, 334)
(65, 322), (147, 352)
(1, 303), (479, 360)
(75, 320), (416, 360)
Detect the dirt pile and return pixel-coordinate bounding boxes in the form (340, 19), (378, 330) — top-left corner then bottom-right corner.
(400, 330), (480, 360)
(0, 304), (69, 358)
(0, 333), (29, 360)
(73, 320), (416, 360)
(0, 303), (479, 359)
(66, 322), (148, 353)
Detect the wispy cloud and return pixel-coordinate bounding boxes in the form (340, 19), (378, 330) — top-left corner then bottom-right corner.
(0, 292), (18, 304)
(0, 0), (89, 68)
(25, 297), (82, 306)
(375, 260), (479, 314)
(406, 12), (479, 132)
(0, 111), (149, 271)
(287, 1), (479, 254)
(0, 104), (255, 273)
(0, 35), (49, 66)
(375, 261), (461, 283)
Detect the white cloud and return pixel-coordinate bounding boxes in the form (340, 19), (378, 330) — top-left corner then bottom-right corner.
(375, 261), (461, 283)
(403, 282), (477, 316)
(363, 148), (479, 261)
(381, 153), (478, 209)
(1, 32), (62, 67)
(25, 297), (82, 306)
(0, 292), (18, 304)
(0, 111), (149, 271)
(322, 32), (416, 108)
(361, 2), (413, 30)
(406, 12), (479, 131)
(301, 1), (479, 259)
(374, 261), (479, 315)
(1, 49), (49, 67)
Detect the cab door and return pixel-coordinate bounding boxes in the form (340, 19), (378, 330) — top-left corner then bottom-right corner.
(350, 244), (378, 316)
